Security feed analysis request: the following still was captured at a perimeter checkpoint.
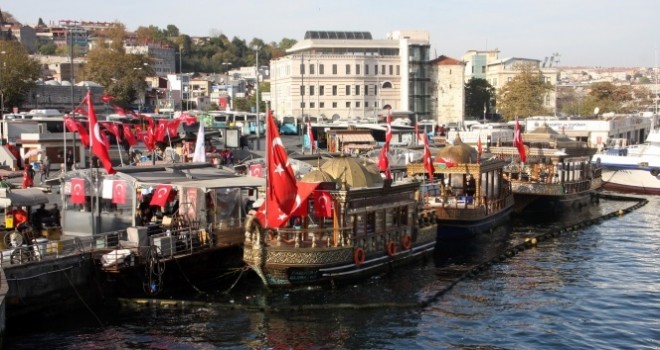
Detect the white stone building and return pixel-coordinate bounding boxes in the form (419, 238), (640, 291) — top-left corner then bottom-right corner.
(429, 55), (465, 126)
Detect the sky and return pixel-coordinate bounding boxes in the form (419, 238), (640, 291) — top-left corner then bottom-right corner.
(5, 0), (659, 68)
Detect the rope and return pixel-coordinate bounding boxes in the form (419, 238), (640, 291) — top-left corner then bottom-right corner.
(63, 271), (104, 327)
(173, 255), (204, 295)
(143, 245), (165, 295)
(5, 265), (74, 281)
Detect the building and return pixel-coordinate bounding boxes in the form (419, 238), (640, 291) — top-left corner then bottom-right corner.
(125, 44), (176, 77)
(269, 30), (431, 122)
(463, 50), (559, 116)
(429, 55), (465, 126)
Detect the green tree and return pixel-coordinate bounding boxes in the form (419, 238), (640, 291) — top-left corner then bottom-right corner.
(233, 97), (249, 112)
(37, 43), (57, 55)
(584, 82), (650, 114)
(464, 78), (495, 119)
(496, 63), (554, 120)
(0, 41), (41, 111)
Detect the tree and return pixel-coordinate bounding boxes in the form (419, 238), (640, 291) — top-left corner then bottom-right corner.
(584, 82), (650, 114)
(233, 97), (250, 112)
(0, 41), (40, 111)
(496, 63), (554, 120)
(464, 78), (495, 119)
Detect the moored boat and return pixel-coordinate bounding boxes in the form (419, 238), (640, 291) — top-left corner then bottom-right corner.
(591, 129), (660, 195)
(491, 123), (603, 214)
(243, 111), (437, 288)
(407, 135), (514, 239)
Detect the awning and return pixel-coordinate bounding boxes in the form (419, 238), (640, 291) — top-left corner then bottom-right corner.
(343, 144), (374, 150)
(0, 188), (49, 207)
(337, 134), (375, 143)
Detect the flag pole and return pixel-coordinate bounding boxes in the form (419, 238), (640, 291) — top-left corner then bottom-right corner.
(86, 89), (96, 236)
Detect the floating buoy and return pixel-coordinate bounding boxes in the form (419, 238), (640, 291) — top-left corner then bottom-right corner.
(530, 238), (537, 246)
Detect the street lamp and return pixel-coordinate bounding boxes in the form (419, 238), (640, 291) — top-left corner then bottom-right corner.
(253, 46), (261, 150)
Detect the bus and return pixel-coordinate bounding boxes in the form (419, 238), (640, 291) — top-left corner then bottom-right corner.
(279, 116), (299, 135)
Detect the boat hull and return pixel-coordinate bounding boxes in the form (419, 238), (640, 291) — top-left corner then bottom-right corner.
(511, 178), (602, 214)
(431, 200), (514, 239)
(243, 224), (437, 288)
(600, 168), (660, 195)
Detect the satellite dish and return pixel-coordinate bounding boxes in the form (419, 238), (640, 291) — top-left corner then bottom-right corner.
(594, 107), (600, 115)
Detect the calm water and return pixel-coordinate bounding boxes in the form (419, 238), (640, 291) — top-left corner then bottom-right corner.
(6, 194), (659, 350)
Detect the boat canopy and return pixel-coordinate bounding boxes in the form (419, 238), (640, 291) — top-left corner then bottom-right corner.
(0, 188), (49, 207)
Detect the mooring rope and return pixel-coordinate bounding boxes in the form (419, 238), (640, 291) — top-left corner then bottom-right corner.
(118, 193), (648, 312)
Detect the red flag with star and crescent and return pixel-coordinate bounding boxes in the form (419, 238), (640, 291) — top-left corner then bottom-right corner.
(477, 134), (483, 163)
(122, 124), (138, 146)
(85, 91), (116, 174)
(378, 110), (392, 180)
(64, 115), (90, 147)
(150, 184), (172, 207)
(112, 180), (128, 204)
(71, 178), (86, 204)
(307, 117), (315, 153)
(422, 134), (434, 181)
(513, 117), (527, 163)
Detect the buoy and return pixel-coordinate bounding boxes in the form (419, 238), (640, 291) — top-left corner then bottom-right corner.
(530, 238), (537, 246)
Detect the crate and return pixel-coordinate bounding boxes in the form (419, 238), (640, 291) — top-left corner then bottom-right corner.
(46, 241), (63, 254)
(153, 236), (175, 256)
(127, 226), (148, 246)
(41, 227), (62, 240)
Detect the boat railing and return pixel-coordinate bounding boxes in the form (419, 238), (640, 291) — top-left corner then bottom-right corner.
(267, 226), (353, 248)
(0, 231), (122, 266)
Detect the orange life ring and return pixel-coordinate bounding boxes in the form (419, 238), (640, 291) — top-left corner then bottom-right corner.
(401, 234), (412, 250)
(354, 247), (366, 266)
(386, 240), (397, 257)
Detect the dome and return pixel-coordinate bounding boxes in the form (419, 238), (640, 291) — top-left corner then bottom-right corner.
(436, 134), (478, 164)
(301, 169), (336, 183)
(320, 156), (383, 188)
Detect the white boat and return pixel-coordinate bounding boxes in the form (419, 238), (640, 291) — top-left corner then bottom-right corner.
(592, 129), (660, 195)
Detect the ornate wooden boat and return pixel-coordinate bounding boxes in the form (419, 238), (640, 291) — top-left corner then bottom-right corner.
(407, 136), (514, 239)
(490, 123), (602, 214)
(243, 156), (437, 288)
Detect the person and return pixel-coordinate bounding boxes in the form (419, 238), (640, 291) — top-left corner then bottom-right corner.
(66, 150), (74, 171)
(50, 204), (61, 227)
(41, 156), (51, 183)
(22, 165), (33, 189)
(13, 206), (29, 232)
(32, 204), (48, 230)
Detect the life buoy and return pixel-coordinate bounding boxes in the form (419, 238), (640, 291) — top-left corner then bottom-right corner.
(386, 240), (397, 257)
(354, 247), (366, 266)
(401, 234), (412, 250)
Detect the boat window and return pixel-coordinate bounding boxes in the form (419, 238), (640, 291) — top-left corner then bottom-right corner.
(375, 210), (385, 233)
(399, 206), (408, 226)
(354, 213), (366, 236)
(366, 212), (375, 234)
(385, 208), (394, 227)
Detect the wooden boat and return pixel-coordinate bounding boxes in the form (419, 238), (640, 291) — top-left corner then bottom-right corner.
(490, 123), (602, 214)
(243, 156), (437, 288)
(407, 136), (514, 239)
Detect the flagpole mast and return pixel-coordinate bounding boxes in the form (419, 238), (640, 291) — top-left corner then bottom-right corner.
(87, 89), (96, 235)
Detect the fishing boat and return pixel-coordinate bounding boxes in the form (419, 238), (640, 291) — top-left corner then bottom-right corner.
(407, 135), (514, 238)
(591, 129), (660, 195)
(490, 123), (603, 214)
(242, 112), (437, 288)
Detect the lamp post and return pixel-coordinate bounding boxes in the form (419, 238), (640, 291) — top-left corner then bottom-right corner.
(253, 46), (261, 150)
(0, 50), (5, 115)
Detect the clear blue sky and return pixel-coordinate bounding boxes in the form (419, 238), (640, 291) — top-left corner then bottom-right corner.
(5, 0), (658, 68)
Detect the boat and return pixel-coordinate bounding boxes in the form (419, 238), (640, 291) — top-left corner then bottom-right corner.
(242, 113), (437, 288)
(490, 123), (603, 214)
(591, 129), (660, 195)
(407, 135), (514, 238)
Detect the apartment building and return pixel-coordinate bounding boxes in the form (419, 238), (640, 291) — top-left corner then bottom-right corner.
(269, 30), (431, 121)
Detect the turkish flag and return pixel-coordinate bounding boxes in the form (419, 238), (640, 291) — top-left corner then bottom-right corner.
(113, 105), (128, 116)
(306, 117), (315, 152)
(249, 163), (263, 177)
(422, 134), (434, 181)
(378, 111), (392, 180)
(73, 106), (88, 116)
(100, 121), (121, 140)
(179, 112), (198, 126)
(71, 178), (86, 204)
(155, 119), (168, 142)
(436, 156), (456, 168)
(64, 116), (90, 147)
(167, 119), (181, 138)
(258, 181), (318, 228)
(101, 94), (115, 104)
(112, 180), (128, 204)
(85, 91), (116, 174)
(150, 184), (172, 207)
(513, 117), (527, 162)
(314, 191), (333, 218)
(123, 124), (138, 146)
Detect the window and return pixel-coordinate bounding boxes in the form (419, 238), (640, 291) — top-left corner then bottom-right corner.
(310, 102), (315, 108)
(346, 102), (351, 108)
(310, 86), (315, 96)
(345, 64), (351, 75)
(356, 64), (360, 75)
(374, 64), (378, 75)
(320, 102), (325, 108)
(310, 64), (315, 74)
(389, 65), (393, 75)
(355, 85), (360, 96)
(345, 85), (350, 95)
(332, 102), (337, 108)
(320, 85), (324, 95)
(332, 64), (337, 75)
(356, 101), (360, 108)
(365, 64), (370, 75)
(396, 65), (400, 75)
(365, 102), (369, 107)
(374, 84), (378, 95)
(482, 66), (486, 73)
(364, 84), (368, 96)
(332, 85), (337, 96)
(300, 102), (305, 108)
(319, 64), (324, 75)
(300, 64), (305, 75)
(381, 65), (385, 75)
(300, 85), (305, 96)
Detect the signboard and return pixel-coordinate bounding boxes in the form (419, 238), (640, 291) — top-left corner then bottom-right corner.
(224, 128), (240, 148)
(249, 164), (263, 177)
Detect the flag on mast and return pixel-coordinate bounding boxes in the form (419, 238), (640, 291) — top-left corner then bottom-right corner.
(422, 134), (434, 181)
(513, 117), (527, 162)
(85, 91), (116, 174)
(378, 110), (392, 180)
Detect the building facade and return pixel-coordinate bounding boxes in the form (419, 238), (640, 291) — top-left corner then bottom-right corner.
(429, 55), (465, 126)
(269, 30), (431, 122)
